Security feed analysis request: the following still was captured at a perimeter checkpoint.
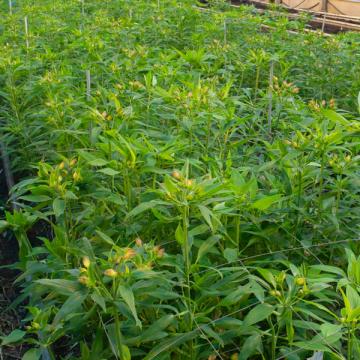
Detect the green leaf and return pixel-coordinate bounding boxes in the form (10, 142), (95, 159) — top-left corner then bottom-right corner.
(117, 285), (141, 327)
(197, 205), (214, 231)
(346, 285), (360, 309)
(88, 158), (108, 166)
(95, 230), (115, 246)
(175, 223), (185, 245)
(1, 329), (26, 345)
(239, 333), (262, 360)
(53, 198), (65, 218)
(35, 279), (79, 296)
(251, 194), (282, 211)
(294, 340), (329, 352)
(224, 248), (238, 263)
(257, 268), (276, 288)
(143, 332), (197, 360)
(0, 220), (9, 232)
(19, 195), (51, 202)
(126, 200), (168, 219)
(22, 348), (42, 360)
(244, 303), (274, 326)
(91, 291), (107, 312)
(97, 168), (120, 176)
(195, 235), (219, 264)
(53, 292), (87, 326)
(322, 109), (348, 126)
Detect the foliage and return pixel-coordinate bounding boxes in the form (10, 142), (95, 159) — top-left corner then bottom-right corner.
(1, 0), (360, 359)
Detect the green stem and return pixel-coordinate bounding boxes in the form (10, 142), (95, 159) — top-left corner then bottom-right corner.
(182, 205), (193, 358)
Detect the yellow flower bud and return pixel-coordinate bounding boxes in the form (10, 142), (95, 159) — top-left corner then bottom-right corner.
(104, 269), (118, 277)
(78, 275), (89, 285)
(82, 256), (90, 269)
(296, 277), (306, 286)
(172, 170), (181, 180)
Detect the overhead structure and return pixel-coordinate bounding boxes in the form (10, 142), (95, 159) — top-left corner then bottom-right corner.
(272, 0), (360, 17)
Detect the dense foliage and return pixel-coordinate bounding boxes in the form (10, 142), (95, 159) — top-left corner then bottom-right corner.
(1, 0), (360, 359)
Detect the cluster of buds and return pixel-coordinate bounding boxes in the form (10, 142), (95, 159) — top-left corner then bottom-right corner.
(129, 80), (144, 90)
(269, 289), (282, 297)
(296, 276), (310, 297)
(328, 153), (353, 173)
(283, 139), (299, 149)
(100, 110), (113, 121)
(78, 256), (91, 286)
(171, 170), (195, 188)
(272, 77), (299, 95)
(25, 321), (41, 332)
(168, 170), (197, 201)
(40, 158), (80, 193)
(309, 98), (335, 111)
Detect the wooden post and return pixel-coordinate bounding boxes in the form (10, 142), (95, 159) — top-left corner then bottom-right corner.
(321, 0), (328, 12)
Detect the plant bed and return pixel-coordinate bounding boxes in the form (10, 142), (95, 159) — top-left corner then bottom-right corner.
(1, 0), (360, 359)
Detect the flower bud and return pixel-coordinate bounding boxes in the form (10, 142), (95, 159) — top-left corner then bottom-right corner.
(124, 248), (137, 260)
(172, 170), (181, 179)
(82, 256), (90, 269)
(104, 269), (118, 277)
(295, 277), (306, 286)
(135, 237), (143, 247)
(78, 275), (89, 285)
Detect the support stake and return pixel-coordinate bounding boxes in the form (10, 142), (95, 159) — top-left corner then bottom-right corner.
(268, 60), (274, 137)
(24, 16), (29, 49)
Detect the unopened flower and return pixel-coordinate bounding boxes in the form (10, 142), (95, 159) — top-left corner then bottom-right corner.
(154, 246), (165, 258)
(123, 248), (136, 260)
(104, 268), (118, 277)
(59, 161), (65, 169)
(78, 275), (89, 285)
(69, 158), (77, 167)
(82, 256), (90, 269)
(172, 170), (181, 179)
(135, 237), (143, 247)
(295, 277), (306, 286)
(73, 171), (80, 181)
(184, 179), (193, 187)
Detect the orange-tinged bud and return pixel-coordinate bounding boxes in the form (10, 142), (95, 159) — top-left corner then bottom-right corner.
(172, 170), (181, 179)
(123, 248), (136, 260)
(78, 275), (89, 285)
(135, 237), (143, 247)
(104, 268), (118, 277)
(154, 246), (165, 258)
(70, 158), (77, 167)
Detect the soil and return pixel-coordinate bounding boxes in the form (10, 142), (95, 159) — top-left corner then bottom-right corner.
(0, 165), (24, 360)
